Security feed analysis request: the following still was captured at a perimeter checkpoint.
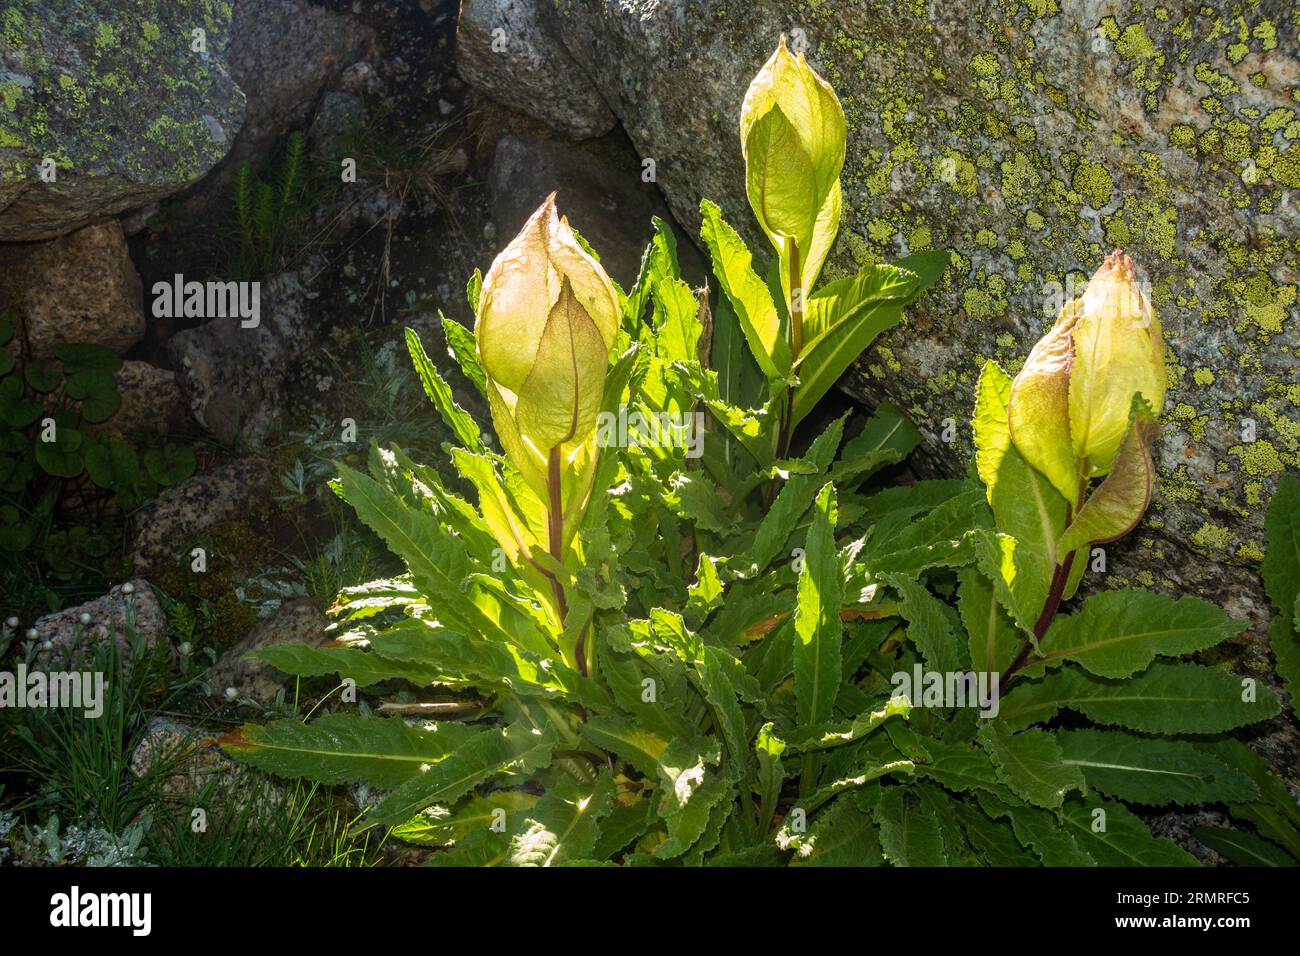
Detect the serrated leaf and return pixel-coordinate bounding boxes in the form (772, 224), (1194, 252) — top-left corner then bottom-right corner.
(251, 643), (441, 688)
(750, 414), (844, 571)
(789, 790), (883, 866)
(405, 327), (485, 452)
(1055, 729), (1257, 806)
(509, 772), (614, 867)
(874, 785), (947, 866)
(218, 713), (482, 787)
(1023, 590), (1245, 679)
(882, 571), (969, 676)
(440, 312), (488, 399)
(958, 566), (1021, 677)
(370, 723), (556, 825)
(999, 662), (1279, 734)
(699, 198), (789, 378)
(1060, 793), (1197, 866)
(1193, 826), (1296, 867)
(653, 737), (732, 859)
(793, 482), (844, 730)
(976, 791), (1095, 866)
(979, 723), (1084, 809)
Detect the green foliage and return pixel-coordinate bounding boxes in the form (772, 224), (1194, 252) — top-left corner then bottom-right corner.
(0, 322), (195, 599)
(218, 46), (1297, 867)
(230, 131), (313, 281)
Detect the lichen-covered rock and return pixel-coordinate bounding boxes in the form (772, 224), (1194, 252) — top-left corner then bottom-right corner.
(546, 0), (1300, 640)
(130, 458), (273, 570)
(0, 0), (244, 240)
(457, 0), (615, 139)
(203, 598), (329, 706)
(29, 579), (168, 670)
(0, 220), (143, 356)
(130, 716), (284, 814)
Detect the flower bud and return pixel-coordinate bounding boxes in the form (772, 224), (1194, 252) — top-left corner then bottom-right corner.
(1067, 250), (1166, 476)
(740, 36), (846, 298)
(1008, 301), (1081, 507)
(476, 194), (619, 494)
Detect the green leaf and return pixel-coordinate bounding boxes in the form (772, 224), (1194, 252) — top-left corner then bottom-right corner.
(874, 785), (947, 865)
(793, 483), (844, 729)
(951, 800), (1039, 866)
(653, 737), (732, 859)
(1263, 474), (1300, 720)
(335, 462), (522, 650)
(978, 723), (1084, 809)
(509, 772), (615, 867)
(219, 713), (482, 787)
(84, 439), (139, 491)
(1024, 590), (1245, 679)
(784, 696), (910, 753)
(250, 642), (442, 688)
(699, 198), (789, 378)
(405, 327), (484, 452)
(53, 342), (121, 373)
(34, 428), (85, 478)
(958, 567), (1021, 677)
(1055, 729), (1258, 806)
(789, 790), (883, 866)
(24, 361), (61, 393)
(977, 791), (1095, 865)
(1193, 826), (1296, 867)
(579, 716), (669, 777)
(1061, 792), (1198, 866)
(792, 263), (920, 425)
(590, 796), (655, 861)
(65, 368), (121, 422)
(0, 376), (42, 427)
(369, 723), (556, 825)
(882, 572), (970, 676)
(749, 413), (844, 571)
(391, 791), (538, 847)
(142, 444), (196, 485)
(971, 361), (1064, 629)
(440, 312), (488, 399)
(755, 722), (786, 834)
(999, 662), (1280, 734)
(653, 274), (702, 365)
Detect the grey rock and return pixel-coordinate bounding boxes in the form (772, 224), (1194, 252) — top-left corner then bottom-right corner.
(130, 458), (273, 570)
(203, 598), (329, 707)
(167, 272), (313, 446)
(457, 0), (615, 139)
(30, 580), (168, 671)
(490, 134), (701, 288)
(175, 0), (373, 219)
(545, 0), (1300, 645)
(0, 221), (143, 357)
(102, 360), (187, 440)
(309, 90), (365, 160)
(0, 1), (244, 240)
(130, 716), (284, 814)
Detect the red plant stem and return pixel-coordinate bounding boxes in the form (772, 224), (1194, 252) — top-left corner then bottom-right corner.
(999, 549), (1075, 696)
(546, 446), (580, 674)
